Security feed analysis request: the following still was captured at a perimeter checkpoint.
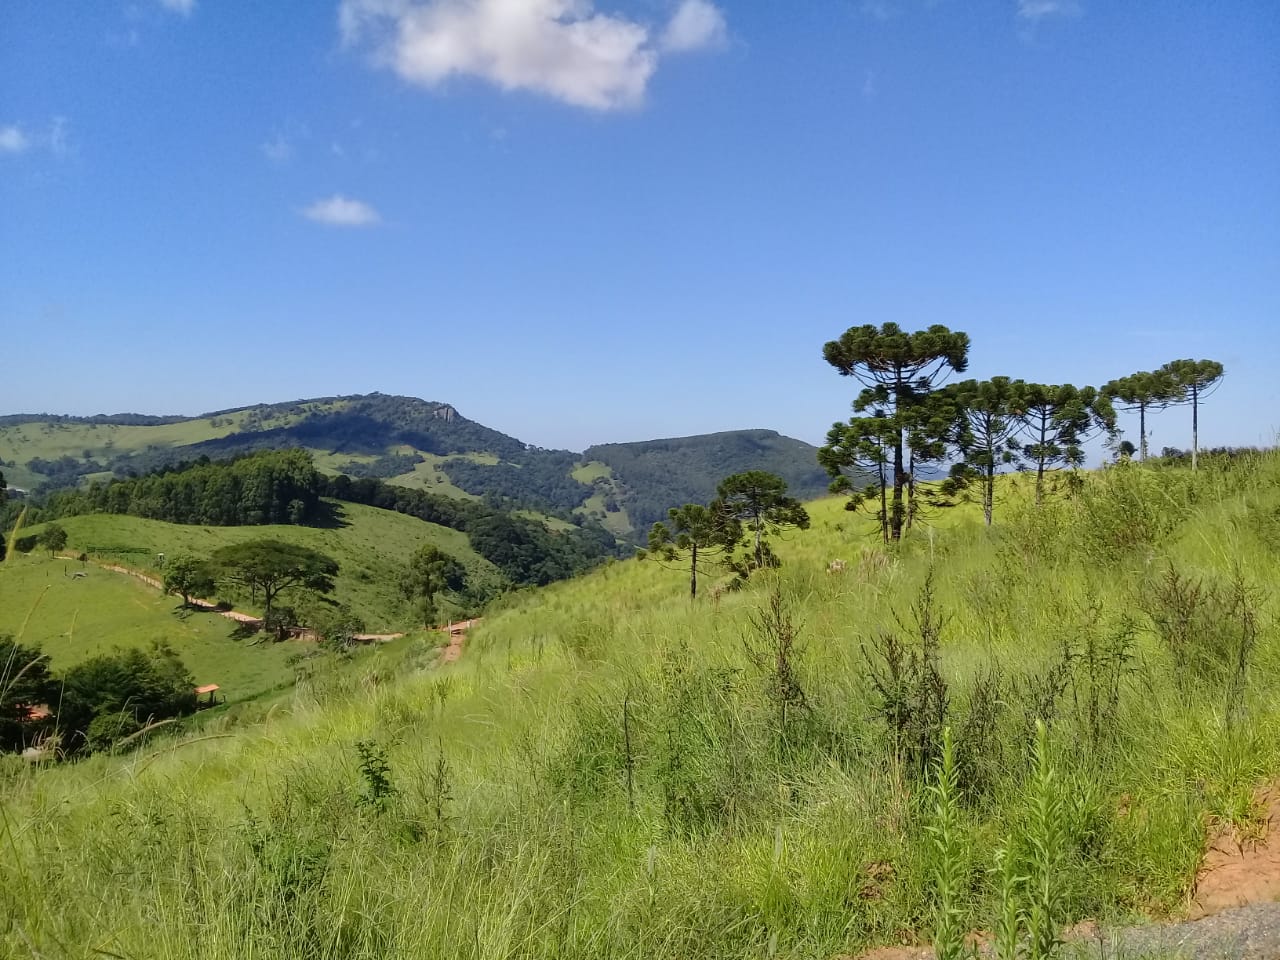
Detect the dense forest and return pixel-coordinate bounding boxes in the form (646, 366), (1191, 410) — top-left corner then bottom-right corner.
(585, 430), (833, 532)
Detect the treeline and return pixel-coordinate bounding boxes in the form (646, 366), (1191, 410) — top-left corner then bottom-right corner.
(820, 324), (1227, 539)
(441, 450), (592, 513)
(336, 452), (425, 479)
(43, 450), (326, 527)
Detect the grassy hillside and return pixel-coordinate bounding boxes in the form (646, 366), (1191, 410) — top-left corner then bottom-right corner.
(0, 552), (301, 702)
(23, 500), (502, 631)
(4, 454), (1278, 959)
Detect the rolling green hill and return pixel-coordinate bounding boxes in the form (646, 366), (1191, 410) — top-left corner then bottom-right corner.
(0, 393), (836, 538)
(21, 500), (502, 632)
(0, 551), (301, 702)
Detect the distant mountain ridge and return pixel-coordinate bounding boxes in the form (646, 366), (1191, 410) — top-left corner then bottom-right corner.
(0, 393), (833, 537)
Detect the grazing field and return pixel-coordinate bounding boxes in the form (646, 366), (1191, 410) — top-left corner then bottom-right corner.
(2, 454), (1279, 960)
(21, 500), (502, 631)
(0, 553), (299, 701)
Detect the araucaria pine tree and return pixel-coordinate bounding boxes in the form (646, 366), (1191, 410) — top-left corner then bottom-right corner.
(1102, 370), (1178, 462)
(945, 377), (1026, 526)
(1015, 383), (1116, 505)
(823, 323), (970, 541)
(1157, 358), (1225, 470)
(715, 471), (810, 573)
(646, 503), (741, 599)
(819, 409), (897, 543)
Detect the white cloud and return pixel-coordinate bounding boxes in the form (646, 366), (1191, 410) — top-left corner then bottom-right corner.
(302, 194), (381, 226)
(158, 0), (197, 15)
(1017, 0), (1081, 21)
(339, 0), (727, 112)
(661, 0), (726, 53)
(0, 125), (30, 154)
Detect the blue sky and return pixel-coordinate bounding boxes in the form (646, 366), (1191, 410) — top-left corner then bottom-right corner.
(2, 0), (1277, 454)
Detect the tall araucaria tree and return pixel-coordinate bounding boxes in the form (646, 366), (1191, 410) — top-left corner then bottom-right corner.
(822, 323), (970, 541)
(1157, 358), (1225, 471)
(716, 471), (810, 572)
(646, 503), (742, 599)
(1016, 383), (1116, 505)
(945, 377), (1026, 526)
(1101, 370), (1178, 462)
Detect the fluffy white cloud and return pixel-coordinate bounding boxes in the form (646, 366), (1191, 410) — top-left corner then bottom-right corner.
(159, 0), (197, 15)
(0, 125), (30, 154)
(661, 0), (727, 52)
(1017, 0), (1081, 21)
(302, 194), (381, 226)
(340, 0), (727, 111)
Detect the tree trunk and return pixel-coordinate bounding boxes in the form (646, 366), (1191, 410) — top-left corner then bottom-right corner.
(1191, 384), (1199, 471)
(689, 543), (698, 599)
(754, 514), (763, 569)
(985, 459), (994, 526)
(905, 450), (916, 532)
(890, 434), (905, 541)
(878, 460), (889, 544)
(1139, 404), (1148, 461)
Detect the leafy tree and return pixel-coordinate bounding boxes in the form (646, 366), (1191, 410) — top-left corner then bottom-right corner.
(716, 471), (810, 572)
(823, 323), (970, 540)
(400, 544), (467, 627)
(1158, 359), (1225, 470)
(1016, 384), (1116, 504)
(647, 503), (742, 599)
(945, 377), (1026, 526)
(819, 409), (897, 542)
(211, 539), (338, 619)
(1, 635), (59, 751)
(1102, 370), (1179, 462)
(59, 641), (196, 752)
(39, 523), (67, 556)
(162, 555), (215, 607)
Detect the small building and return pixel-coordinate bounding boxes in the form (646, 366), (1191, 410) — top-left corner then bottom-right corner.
(194, 683), (221, 707)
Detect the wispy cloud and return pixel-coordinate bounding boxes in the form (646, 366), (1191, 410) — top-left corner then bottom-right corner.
(338, 0), (728, 112)
(0, 125), (30, 155)
(158, 0), (197, 15)
(262, 133), (294, 164)
(661, 0), (727, 53)
(1016, 0), (1081, 22)
(301, 194), (381, 227)
(0, 118), (70, 158)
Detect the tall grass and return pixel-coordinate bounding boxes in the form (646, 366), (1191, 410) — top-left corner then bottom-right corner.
(1, 453), (1278, 959)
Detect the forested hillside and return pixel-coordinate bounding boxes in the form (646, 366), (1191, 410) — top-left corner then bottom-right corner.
(0, 393), (831, 539)
(582, 430), (833, 533)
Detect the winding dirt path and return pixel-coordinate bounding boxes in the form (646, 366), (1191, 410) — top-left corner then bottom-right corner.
(72, 556), (403, 642)
(441, 618), (481, 663)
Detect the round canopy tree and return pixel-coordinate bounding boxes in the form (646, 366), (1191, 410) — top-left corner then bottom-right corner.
(211, 539), (338, 620)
